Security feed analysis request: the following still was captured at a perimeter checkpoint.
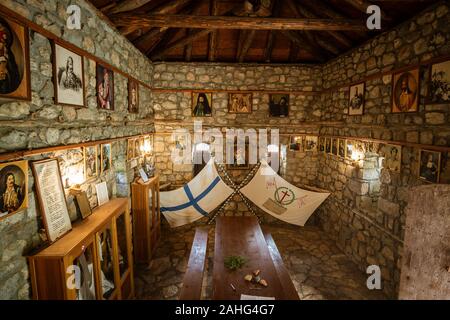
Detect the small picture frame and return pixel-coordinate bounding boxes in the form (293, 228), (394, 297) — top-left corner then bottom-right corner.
(84, 145), (98, 180)
(128, 78), (139, 113)
(380, 144), (402, 173)
(427, 59), (450, 104)
(0, 160), (28, 219)
(100, 143), (112, 173)
(419, 149), (441, 183)
(325, 137), (331, 154)
(228, 92), (252, 113)
(346, 140), (354, 160)
(289, 136), (303, 152)
(319, 137), (325, 153)
(95, 181), (109, 206)
(348, 82), (365, 115)
(331, 138), (338, 155)
(192, 92), (212, 117)
(392, 68), (419, 113)
(75, 191), (92, 219)
(269, 94), (289, 117)
(305, 136), (318, 152)
(127, 139), (135, 161)
(96, 63), (114, 111)
(338, 139), (346, 158)
(139, 168), (149, 183)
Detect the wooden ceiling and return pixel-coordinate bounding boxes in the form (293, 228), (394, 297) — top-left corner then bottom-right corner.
(89, 0), (438, 64)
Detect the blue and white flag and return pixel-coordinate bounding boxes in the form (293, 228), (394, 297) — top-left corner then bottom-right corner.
(160, 159), (233, 228)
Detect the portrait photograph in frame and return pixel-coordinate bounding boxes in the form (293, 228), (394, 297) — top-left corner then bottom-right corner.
(128, 78), (139, 113)
(192, 92), (212, 117)
(419, 149), (441, 183)
(427, 59), (450, 104)
(84, 145), (98, 180)
(228, 92), (252, 113)
(305, 136), (318, 152)
(380, 144), (402, 173)
(31, 159), (72, 243)
(0, 15), (31, 101)
(325, 137), (331, 154)
(289, 136), (303, 152)
(127, 138), (135, 161)
(348, 82), (365, 115)
(392, 68), (419, 113)
(269, 94), (289, 117)
(100, 143), (112, 173)
(52, 42), (85, 107)
(96, 63), (114, 111)
(0, 160), (28, 219)
(338, 139), (346, 158)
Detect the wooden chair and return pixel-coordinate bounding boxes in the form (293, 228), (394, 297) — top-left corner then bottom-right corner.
(179, 227), (209, 300)
(263, 231), (300, 300)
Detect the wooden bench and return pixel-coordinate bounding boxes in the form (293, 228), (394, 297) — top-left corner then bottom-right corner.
(179, 227), (209, 300)
(263, 231), (300, 300)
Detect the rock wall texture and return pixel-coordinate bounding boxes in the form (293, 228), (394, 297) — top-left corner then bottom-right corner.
(0, 0), (154, 299)
(316, 2), (450, 298)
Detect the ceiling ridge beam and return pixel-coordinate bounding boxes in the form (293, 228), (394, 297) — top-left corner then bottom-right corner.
(111, 14), (367, 31)
(208, 0), (220, 61)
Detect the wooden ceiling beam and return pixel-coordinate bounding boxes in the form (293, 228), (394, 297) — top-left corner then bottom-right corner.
(108, 0), (190, 15)
(341, 0), (392, 21)
(281, 31), (326, 62)
(151, 29), (213, 60)
(208, 0), (219, 61)
(146, 28), (181, 56)
(111, 14), (367, 31)
(288, 41), (300, 63)
(263, 0), (281, 63)
(238, 30), (256, 62)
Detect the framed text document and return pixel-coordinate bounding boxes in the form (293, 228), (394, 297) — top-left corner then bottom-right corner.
(31, 159), (72, 243)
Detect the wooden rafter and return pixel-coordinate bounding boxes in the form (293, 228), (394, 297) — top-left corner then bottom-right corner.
(263, 0), (281, 63)
(108, 0), (190, 15)
(238, 30), (256, 62)
(111, 14), (367, 31)
(282, 31), (326, 62)
(288, 41), (300, 62)
(208, 0), (219, 61)
(146, 28), (181, 56)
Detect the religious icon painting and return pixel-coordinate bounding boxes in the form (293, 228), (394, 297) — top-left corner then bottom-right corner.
(84, 145), (98, 180)
(134, 138), (142, 158)
(325, 137), (331, 154)
(392, 68), (419, 113)
(96, 63), (114, 111)
(128, 78), (139, 113)
(380, 144), (401, 173)
(439, 152), (450, 184)
(0, 160), (28, 219)
(338, 139), (346, 158)
(289, 136), (303, 152)
(305, 136), (318, 152)
(100, 143), (112, 173)
(348, 82), (365, 115)
(346, 140), (354, 160)
(319, 137), (325, 153)
(192, 92), (212, 117)
(228, 92), (252, 113)
(53, 42), (85, 107)
(331, 138), (338, 156)
(427, 59), (450, 104)
(269, 94), (289, 117)
(419, 149), (440, 183)
(0, 15), (30, 101)
(127, 139), (135, 161)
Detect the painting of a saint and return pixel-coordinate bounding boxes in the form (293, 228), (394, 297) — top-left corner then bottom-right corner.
(348, 82), (364, 115)
(332, 138), (338, 155)
(392, 69), (419, 113)
(289, 136), (303, 151)
(101, 144), (112, 173)
(269, 94), (289, 117)
(419, 150), (440, 183)
(84, 145), (98, 180)
(54, 43), (84, 107)
(305, 136), (318, 152)
(128, 79), (139, 113)
(338, 139), (346, 158)
(0, 16), (30, 101)
(381, 144), (401, 173)
(325, 138), (331, 153)
(0, 160), (28, 218)
(192, 92), (212, 117)
(96, 64), (114, 110)
(228, 93), (252, 113)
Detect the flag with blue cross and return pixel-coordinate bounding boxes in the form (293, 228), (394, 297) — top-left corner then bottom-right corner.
(160, 159), (234, 228)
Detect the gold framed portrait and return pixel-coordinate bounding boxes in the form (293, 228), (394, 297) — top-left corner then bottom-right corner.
(0, 160), (28, 219)
(392, 68), (419, 113)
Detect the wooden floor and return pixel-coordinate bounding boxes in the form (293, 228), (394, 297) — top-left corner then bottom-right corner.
(134, 219), (386, 300)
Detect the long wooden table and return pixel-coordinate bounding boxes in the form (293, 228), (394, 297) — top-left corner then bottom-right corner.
(212, 216), (299, 300)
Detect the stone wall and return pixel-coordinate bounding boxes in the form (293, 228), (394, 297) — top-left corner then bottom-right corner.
(315, 2), (450, 298)
(0, 0), (154, 299)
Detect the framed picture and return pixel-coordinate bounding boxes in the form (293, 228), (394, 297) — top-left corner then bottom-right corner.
(0, 160), (28, 219)
(325, 137), (331, 154)
(134, 138), (142, 158)
(331, 138), (338, 155)
(228, 141), (249, 170)
(346, 140), (354, 159)
(392, 68), (419, 113)
(96, 63), (114, 111)
(0, 15), (31, 101)
(192, 92), (212, 117)
(380, 144), (401, 173)
(139, 168), (149, 183)
(269, 94), (289, 117)
(348, 82), (365, 115)
(100, 143), (112, 173)
(427, 59), (450, 104)
(75, 191), (92, 220)
(338, 139), (346, 158)
(84, 145), (98, 180)
(305, 136), (318, 152)
(128, 78), (139, 113)
(53, 42), (85, 107)
(228, 92), (252, 113)
(95, 181), (109, 206)
(31, 159), (72, 243)
(439, 152), (450, 184)
(127, 139), (135, 161)
(289, 136), (303, 151)
(319, 137), (325, 153)
(419, 149), (441, 183)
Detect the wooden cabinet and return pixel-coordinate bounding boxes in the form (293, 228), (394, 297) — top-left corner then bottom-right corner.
(28, 198), (134, 300)
(131, 175), (161, 264)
